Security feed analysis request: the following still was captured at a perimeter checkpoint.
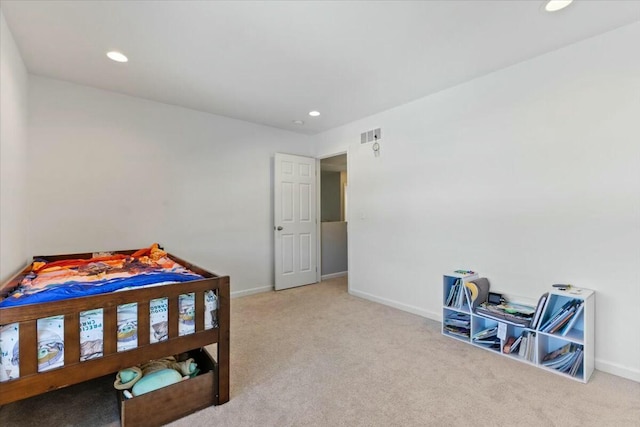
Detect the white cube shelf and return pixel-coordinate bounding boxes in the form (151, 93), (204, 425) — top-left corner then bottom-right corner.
(441, 272), (594, 383)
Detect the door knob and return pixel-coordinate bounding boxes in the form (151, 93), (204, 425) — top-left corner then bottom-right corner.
(276, 226), (283, 231)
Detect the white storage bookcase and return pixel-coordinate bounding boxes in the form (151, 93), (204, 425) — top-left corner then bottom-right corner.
(441, 272), (595, 383)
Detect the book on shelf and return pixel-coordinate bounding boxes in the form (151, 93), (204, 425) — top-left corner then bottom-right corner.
(560, 302), (584, 336)
(452, 280), (460, 307)
(542, 343), (583, 377)
(542, 342), (571, 363)
(473, 338), (500, 346)
(445, 281), (457, 306)
(548, 309), (576, 334)
(444, 312), (471, 338)
(473, 327), (500, 347)
(527, 333), (536, 362)
(446, 278), (473, 310)
(543, 351), (575, 370)
(515, 331), (536, 362)
(539, 299), (574, 330)
(456, 280), (464, 308)
(504, 334), (523, 354)
(509, 335), (523, 353)
(475, 301), (535, 327)
(518, 333), (528, 358)
(450, 279), (463, 307)
(472, 326), (497, 340)
(539, 299), (580, 332)
(444, 325), (470, 338)
(569, 348), (583, 377)
(503, 336), (515, 353)
(542, 302), (580, 333)
(530, 292), (548, 330)
(446, 279), (458, 308)
(444, 312), (470, 326)
(461, 285), (471, 309)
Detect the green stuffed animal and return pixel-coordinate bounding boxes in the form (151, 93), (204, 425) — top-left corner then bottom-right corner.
(114, 355), (198, 398)
(131, 368), (183, 396)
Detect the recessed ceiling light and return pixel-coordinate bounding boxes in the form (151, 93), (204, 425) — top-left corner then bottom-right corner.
(308, 111), (320, 117)
(292, 120), (305, 125)
(107, 51), (128, 63)
(544, 0), (573, 12)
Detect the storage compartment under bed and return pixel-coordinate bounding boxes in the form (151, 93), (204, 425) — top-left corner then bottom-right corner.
(118, 347), (218, 427)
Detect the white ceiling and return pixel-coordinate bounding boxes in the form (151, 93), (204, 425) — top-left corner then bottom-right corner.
(2, 1), (639, 135)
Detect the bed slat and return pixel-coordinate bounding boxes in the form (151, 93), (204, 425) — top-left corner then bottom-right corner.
(137, 301), (150, 347)
(168, 295), (178, 339)
(64, 312), (80, 364)
(195, 290), (205, 333)
(18, 320), (38, 376)
(103, 305), (117, 355)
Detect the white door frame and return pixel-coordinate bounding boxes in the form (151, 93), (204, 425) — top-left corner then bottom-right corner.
(316, 149), (349, 290)
(315, 158), (322, 284)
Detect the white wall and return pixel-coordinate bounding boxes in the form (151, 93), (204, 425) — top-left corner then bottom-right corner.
(0, 10), (29, 282)
(27, 76), (313, 296)
(313, 23), (640, 381)
(321, 221), (347, 276)
(321, 170), (341, 221)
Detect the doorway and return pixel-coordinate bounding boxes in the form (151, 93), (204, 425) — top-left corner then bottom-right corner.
(319, 153), (348, 281)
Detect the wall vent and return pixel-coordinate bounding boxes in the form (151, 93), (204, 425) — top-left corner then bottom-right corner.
(360, 128), (382, 143)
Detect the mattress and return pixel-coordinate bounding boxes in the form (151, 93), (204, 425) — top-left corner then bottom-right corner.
(0, 244), (203, 308)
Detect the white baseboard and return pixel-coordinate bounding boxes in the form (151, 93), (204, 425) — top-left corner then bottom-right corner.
(231, 285), (273, 299)
(321, 271), (348, 280)
(595, 359), (640, 383)
(349, 288), (441, 321)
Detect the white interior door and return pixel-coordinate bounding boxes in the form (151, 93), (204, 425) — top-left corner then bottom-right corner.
(274, 153), (317, 290)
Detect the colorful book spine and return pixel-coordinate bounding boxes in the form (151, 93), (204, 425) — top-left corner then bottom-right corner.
(530, 292), (548, 329)
(548, 310), (576, 334)
(560, 302), (584, 336)
(539, 299), (578, 332)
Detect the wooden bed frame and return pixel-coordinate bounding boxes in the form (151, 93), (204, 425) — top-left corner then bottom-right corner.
(0, 249), (230, 416)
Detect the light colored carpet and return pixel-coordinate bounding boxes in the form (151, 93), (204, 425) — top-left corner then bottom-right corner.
(1, 276), (639, 426)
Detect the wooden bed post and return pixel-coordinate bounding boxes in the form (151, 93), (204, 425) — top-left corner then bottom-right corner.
(217, 276), (230, 404)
